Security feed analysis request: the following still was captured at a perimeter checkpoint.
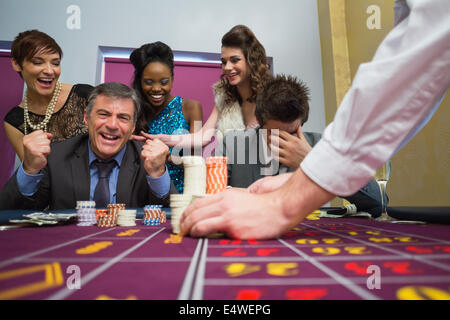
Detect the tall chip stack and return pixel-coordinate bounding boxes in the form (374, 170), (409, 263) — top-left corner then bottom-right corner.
(170, 194), (192, 234)
(206, 156), (228, 194)
(182, 156), (206, 195)
(168, 156), (206, 234)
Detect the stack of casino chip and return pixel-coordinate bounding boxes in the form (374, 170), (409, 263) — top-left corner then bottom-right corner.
(182, 156), (206, 195)
(95, 209), (110, 227)
(143, 205), (166, 226)
(206, 156), (228, 194)
(76, 201), (97, 226)
(96, 203), (125, 227)
(117, 209), (137, 227)
(170, 194), (192, 234)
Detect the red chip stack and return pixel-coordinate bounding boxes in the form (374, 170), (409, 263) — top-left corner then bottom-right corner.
(96, 204), (125, 227)
(206, 156), (228, 194)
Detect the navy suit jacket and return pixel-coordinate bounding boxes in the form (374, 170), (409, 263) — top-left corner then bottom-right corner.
(0, 134), (174, 210)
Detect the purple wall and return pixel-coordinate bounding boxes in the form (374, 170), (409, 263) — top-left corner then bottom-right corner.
(0, 51), (23, 189)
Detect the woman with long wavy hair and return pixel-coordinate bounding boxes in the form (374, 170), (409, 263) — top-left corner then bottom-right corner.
(138, 25), (272, 149)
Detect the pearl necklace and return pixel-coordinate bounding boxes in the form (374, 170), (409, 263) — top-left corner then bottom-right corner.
(23, 81), (62, 135)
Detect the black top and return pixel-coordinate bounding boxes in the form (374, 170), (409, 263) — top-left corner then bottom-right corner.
(4, 83), (93, 142)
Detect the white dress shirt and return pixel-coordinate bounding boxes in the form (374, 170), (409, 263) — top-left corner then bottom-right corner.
(301, 0), (450, 196)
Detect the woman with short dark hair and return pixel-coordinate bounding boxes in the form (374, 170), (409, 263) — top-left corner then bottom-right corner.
(4, 29), (93, 160)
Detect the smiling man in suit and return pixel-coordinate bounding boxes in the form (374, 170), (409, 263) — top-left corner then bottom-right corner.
(0, 82), (174, 210)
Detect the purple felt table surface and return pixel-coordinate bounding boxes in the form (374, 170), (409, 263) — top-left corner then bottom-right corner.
(0, 217), (449, 300)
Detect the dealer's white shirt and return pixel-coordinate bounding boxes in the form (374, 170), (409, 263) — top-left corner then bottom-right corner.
(301, 0), (450, 196)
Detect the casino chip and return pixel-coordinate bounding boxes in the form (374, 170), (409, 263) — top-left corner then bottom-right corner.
(182, 156), (206, 195)
(206, 156), (227, 194)
(171, 156), (228, 235)
(117, 209), (137, 227)
(76, 201), (96, 226)
(96, 204), (125, 227)
(143, 205), (165, 226)
(170, 194), (192, 234)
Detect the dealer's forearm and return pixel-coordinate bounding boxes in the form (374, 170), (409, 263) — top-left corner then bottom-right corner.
(278, 167), (335, 228)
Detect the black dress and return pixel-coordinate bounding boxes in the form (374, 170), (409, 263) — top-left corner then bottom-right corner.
(4, 84), (93, 142)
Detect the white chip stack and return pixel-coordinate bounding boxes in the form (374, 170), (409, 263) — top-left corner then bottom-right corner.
(182, 156), (206, 196)
(117, 209), (137, 227)
(169, 156), (208, 235)
(76, 201), (97, 226)
(170, 194), (192, 234)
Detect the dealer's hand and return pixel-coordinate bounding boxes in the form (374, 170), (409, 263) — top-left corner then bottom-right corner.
(179, 188), (293, 240)
(180, 169), (335, 240)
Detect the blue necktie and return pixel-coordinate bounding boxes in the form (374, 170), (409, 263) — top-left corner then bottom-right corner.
(93, 159), (117, 208)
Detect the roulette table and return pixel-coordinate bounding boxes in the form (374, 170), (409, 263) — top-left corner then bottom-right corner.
(0, 208), (449, 301)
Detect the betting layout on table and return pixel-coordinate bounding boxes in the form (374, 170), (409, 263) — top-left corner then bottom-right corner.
(0, 215), (449, 300)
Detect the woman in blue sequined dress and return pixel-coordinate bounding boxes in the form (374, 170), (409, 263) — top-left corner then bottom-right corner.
(138, 25), (272, 149)
(130, 42), (203, 193)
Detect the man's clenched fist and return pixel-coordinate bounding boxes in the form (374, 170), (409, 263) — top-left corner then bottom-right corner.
(22, 130), (53, 175)
(141, 138), (169, 178)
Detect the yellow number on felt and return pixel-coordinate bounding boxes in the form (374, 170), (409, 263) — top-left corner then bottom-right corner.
(224, 263), (261, 277)
(394, 237), (417, 243)
(267, 263), (299, 276)
(164, 234), (183, 244)
(296, 239), (319, 245)
(117, 229), (140, 237)
(344, 247), (371, 255)
(322, 238), (341, 244)
(96, 295), (137, 300)
(312, 247), (340, 255)
(76, 241), (113, 254)
(369, 237), (392, 243)
(397, 286), (450, 300)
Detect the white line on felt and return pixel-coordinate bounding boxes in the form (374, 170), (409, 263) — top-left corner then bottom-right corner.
(279, 239), (380, 300)
(192, 238), (209, 300)
(177, 238), (204, 300)
(204, 275), (450, 286)
(46, 228), (166, 300)
(23, 253), (450, 264)
(0, 228), (116, 269)
(308, 224), (450, 272)
(208, 242), (449, 248)
(343, 221), (450, 244)
(25, 257), (193, 263)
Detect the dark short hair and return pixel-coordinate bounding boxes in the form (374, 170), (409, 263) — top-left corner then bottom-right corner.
(255, 74), (310, 127)
(11, 30), (63, 69)
(86, 82), (140, 123)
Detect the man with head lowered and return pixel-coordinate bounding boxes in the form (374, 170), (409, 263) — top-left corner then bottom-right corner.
(0, 82), (174, 210)
(221, 74), (386, 215)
